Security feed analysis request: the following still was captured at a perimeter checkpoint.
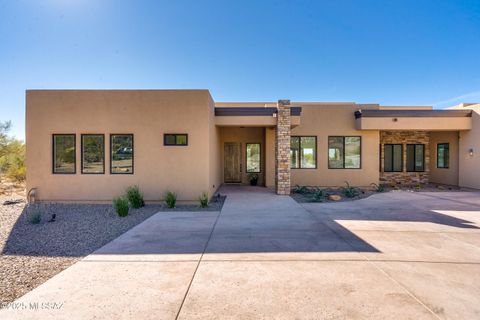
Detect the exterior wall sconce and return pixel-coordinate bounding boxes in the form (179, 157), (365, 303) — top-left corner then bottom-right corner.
(392, 118), (398, 122)
(469, 148), (474, 157)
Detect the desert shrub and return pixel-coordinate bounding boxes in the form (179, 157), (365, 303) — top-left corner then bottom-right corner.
(199, 192), (209, 208)
(165, 191), (177, 208)
(28, 207), (42, 224)
(310, 188), (327, 202)
(113, 196), (129, 217)
(341, 181), (359, 198)
(370, 183), (385, 193)
(126, 185), (144, 208)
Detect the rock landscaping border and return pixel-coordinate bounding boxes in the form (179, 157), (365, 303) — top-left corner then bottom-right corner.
(290, 183), (469, 204)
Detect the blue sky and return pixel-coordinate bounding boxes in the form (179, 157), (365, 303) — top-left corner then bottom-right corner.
(1, 0), (480, 140)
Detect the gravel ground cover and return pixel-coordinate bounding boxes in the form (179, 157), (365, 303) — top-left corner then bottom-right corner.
(0, 195), (225, 305)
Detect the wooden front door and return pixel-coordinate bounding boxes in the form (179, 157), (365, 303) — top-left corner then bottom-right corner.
(224, 142), (242, 183)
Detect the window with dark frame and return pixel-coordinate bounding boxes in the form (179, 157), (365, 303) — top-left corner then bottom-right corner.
(406, 144), (425, 172)
(164, 134), (188, 146)
(290, 136), (317, 169)
(384, 144), (403, 172)
(246, 143), (261, 173)
(328, 136), (361, 169)
(53, 134), (76, 174)
(111, 134), (134, 174)
(81, 134), (105, 174)
(437, 143), (449, 169)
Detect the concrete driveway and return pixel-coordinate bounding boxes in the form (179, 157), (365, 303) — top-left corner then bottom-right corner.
(2, 187), (480, 319)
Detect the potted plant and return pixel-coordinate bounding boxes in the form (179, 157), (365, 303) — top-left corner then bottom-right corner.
(248, 173), (259, 186)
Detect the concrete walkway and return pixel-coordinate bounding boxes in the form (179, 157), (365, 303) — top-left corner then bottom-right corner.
(2, 186), (480, 319)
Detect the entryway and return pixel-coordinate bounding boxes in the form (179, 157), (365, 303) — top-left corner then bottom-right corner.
(224, 142), (242, 183)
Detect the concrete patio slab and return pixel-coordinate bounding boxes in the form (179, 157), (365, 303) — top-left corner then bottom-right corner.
(0, 260), (198, 320)
(372, 261), (480, 319)
(177, 260), (436, 320)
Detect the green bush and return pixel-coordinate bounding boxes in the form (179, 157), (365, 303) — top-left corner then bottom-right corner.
(126, 185), (144, 208)
(341, 181), (359, 198)
(113, 196), (129, 217)
(199, 192), (209, 208)
(28, 207), (42, 224)
(310, 188), (327, 202)
(293, 185), (310, 194)
(371, 183), (385, 193)
(165, 191), (177, 208)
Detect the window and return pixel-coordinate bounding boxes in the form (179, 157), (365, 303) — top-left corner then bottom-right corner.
(290, 136), (316, 169)
(406, 144), (424, 172)
(53, 134), (76, 174)
(246, 143), (261, 173)
(328, 136), (361, 169)
(164, 134), (188, 146)
(111, 134), (134, 174)
(437, 143), (449, 169)
(81, 134), (105, 174)
(384, 144), (403, 172)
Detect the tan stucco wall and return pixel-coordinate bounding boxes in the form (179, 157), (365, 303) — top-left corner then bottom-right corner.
(208, 95), (222, 199)
(26, 90), (214, 202)
(219, 127), (265, 185)
(290, 104), (380, 187)
(429, 131), (459, 186)
(456, 105), (480, 189)
(357, 117), (471, 131)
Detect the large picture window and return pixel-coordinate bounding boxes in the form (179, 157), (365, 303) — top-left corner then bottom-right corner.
(290, 136), (316, 169)
(111, 134), (133, 174)
(328, 136), (361, 169)
(384, 144), (403, 172)
(406, 144), (424, 172)
(81, 134), (105, 174)
(246, 143), (261, 173)
(53, 134), (76, 174)
(437, 143), (449, 169)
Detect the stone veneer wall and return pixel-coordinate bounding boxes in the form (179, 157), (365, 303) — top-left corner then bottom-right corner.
(275, 100), (291, 195)
(380, 131), (430, 185)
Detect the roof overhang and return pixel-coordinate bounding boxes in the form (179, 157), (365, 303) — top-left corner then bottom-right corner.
(215, 107), (301, 127)
(355, 109), (472, 131)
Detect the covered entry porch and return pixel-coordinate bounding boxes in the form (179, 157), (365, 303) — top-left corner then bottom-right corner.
(215, 101), (301, 191)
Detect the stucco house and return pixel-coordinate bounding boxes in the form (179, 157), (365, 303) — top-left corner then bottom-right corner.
(25, 89), (480, 202)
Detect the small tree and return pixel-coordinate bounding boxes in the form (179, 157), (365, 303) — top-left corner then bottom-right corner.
(0, 121), (26, 182)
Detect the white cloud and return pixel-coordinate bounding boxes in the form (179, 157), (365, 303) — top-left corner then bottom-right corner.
(433, 91), (480, 109)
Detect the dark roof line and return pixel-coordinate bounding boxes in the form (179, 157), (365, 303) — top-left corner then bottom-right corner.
(215, 107), (302, 116)
(355, 109), (472, 119)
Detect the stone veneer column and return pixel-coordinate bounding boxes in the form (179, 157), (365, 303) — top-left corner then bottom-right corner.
(275, 100), (291, 195)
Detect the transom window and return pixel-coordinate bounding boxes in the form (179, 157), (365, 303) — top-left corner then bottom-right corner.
(406, 144), (425, 172)
(81, 134), (105, 174)
(437, 143), (449, 169)
(328, 136), (361, 169)
(53, 134), (76, 174)
(384, 144), (403, 172)
(291, 136), (317, 169)
(246, 143), (261, 173)
(111, 134), (134, 174)
(164, 134), (188, 146)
